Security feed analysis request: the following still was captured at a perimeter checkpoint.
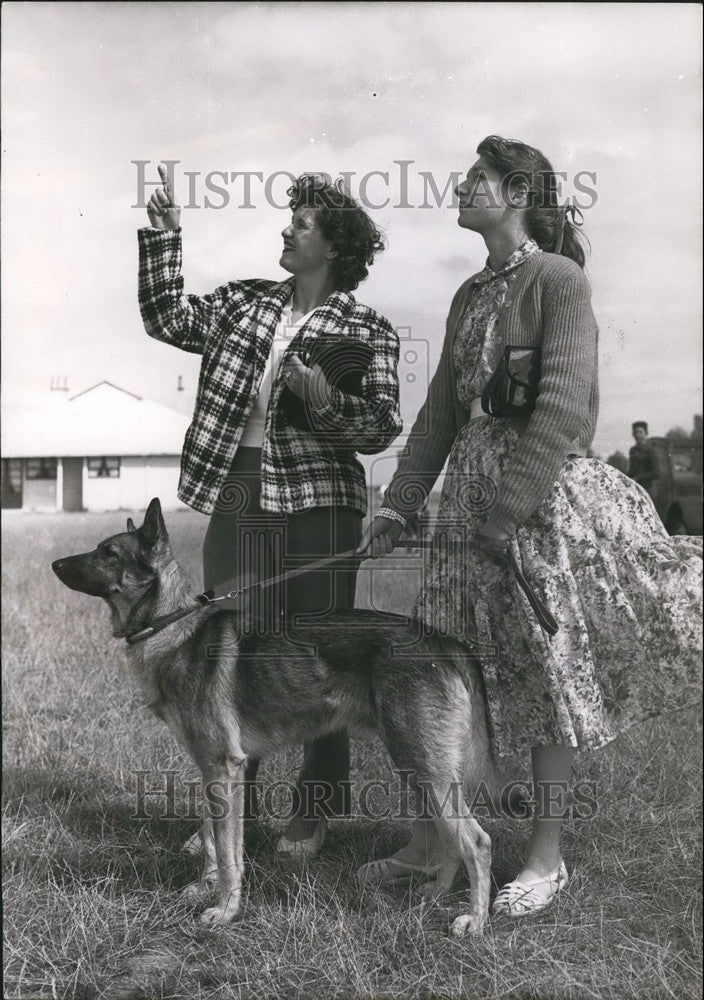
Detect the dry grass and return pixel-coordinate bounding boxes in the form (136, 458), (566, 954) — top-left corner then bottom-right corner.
(2, 511), (702, 1000)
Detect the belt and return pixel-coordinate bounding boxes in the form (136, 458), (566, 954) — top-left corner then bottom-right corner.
(468, 396), (527, 423)
(467, 397), (537, 437)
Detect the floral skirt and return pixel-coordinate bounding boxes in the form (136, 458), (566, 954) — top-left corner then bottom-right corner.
(412, 416), (703, 757)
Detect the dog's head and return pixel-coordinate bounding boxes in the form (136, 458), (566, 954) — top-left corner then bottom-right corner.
(52, 498), (173, 633)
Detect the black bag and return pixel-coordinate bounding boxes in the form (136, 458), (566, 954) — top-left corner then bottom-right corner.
(279, 335), (374, 431)
(481, 346), (541, 418)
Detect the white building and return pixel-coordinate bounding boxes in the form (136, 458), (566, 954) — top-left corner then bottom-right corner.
(2, 381), (191, 512)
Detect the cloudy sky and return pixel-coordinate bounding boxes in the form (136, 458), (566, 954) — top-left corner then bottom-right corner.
(2, 2), (701, 471)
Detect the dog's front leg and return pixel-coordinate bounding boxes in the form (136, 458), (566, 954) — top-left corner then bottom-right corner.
(180, 816), (218, 901)
(198, 761), (245, 928)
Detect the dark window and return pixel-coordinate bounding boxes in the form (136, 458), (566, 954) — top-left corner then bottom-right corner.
(1, 459), (23, 508)
(25, 458), (57, 480)
(87, 457), (121, 479)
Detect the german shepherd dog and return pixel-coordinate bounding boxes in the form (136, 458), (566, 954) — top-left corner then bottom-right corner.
(52, 498), (499, 936)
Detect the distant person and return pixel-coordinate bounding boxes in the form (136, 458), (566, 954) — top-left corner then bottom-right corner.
(139, 165), (401, 859)
(627, 421), (659, 498)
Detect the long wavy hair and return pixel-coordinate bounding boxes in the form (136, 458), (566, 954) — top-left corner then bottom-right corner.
(476, 135), (589, 268)
(287, 174), (386, 292)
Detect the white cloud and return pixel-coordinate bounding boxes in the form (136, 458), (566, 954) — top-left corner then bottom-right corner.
(1, 2), (701, 458)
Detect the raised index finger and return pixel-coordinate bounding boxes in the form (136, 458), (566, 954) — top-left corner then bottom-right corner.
(157, 163), (175, 204)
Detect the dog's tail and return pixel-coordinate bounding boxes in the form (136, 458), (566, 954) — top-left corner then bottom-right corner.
(453, 655), (508, 820)
(461, 700), (502, 815)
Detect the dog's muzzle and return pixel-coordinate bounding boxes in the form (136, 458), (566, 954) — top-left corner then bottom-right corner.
(52, 555), (107, 597)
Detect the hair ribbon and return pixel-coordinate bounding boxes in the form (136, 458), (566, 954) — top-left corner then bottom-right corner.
(553, 201), (584, 254)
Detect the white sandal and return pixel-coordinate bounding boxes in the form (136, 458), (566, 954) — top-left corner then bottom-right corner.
(491, 860), (569, 917)
(276, 817), (327, 860)
(180, 830), (203, 857)
(357, 856), (442, 886)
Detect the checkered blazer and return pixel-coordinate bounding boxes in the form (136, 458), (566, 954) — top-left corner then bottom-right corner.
(138, 228), (402, 515)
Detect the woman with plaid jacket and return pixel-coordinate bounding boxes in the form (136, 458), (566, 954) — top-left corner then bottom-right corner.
(138, 167), (401, 857)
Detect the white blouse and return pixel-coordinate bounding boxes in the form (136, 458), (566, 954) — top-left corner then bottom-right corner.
(238, 296), (319, 448)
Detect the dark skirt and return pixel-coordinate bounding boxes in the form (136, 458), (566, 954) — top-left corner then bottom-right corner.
(201, 446), (363, 816)
(202, 446), (362, 625)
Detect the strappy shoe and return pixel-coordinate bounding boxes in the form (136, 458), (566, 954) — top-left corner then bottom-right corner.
(276, 817), (327, 861)
(356, 856), (443, 886)
(181, 830), (203, 857)
(491, 860), (569, 918)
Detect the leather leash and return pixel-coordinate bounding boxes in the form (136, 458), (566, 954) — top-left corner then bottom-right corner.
(125, 537), (557, 644)
(505, 549), (558, 636)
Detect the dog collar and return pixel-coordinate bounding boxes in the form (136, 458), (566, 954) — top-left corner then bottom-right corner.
(125, 590), (214, 645)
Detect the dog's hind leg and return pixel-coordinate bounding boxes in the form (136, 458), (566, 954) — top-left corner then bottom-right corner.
(390, 766), (491, 930)
(379, 673), (492, 930)
(198, 760), (246, 927)
(382, 733), (490, 930)
(441, 814), (491, 936)
(415, 776), (492, 936)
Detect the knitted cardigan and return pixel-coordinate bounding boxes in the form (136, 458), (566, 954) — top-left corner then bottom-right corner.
(384, 252), (599, 534)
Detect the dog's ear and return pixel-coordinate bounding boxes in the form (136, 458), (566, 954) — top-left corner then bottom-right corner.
(126, 517), (137, 532)
(141, 497), (168, 548)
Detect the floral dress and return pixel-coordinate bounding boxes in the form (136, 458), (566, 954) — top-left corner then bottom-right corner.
(413, 241), (703, 757)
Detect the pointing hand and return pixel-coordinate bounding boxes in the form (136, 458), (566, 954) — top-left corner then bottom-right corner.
(146, 163), (181, 230)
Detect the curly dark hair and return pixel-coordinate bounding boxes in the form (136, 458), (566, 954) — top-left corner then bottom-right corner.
(287, 174), (386, 292)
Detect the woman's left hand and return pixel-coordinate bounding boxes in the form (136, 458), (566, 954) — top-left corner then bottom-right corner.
(469, 522), (511, 563)
(281, 354), (331, 406)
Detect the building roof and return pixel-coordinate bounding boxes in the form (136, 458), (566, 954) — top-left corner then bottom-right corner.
(3, 381), (190, 458)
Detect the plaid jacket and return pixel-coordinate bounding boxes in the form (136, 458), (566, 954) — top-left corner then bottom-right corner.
(138, 228), (402, 515)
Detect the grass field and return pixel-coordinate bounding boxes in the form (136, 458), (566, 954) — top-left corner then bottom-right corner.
(2, 510), (702, 1000)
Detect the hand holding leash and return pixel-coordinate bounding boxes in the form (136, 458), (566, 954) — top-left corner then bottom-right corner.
(147, 163), (181, 230)
(356, 515), (405, 559)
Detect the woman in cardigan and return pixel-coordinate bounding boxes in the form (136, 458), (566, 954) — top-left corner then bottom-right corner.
(140, 168), (402, 857)
(356, 136), (702, 916)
